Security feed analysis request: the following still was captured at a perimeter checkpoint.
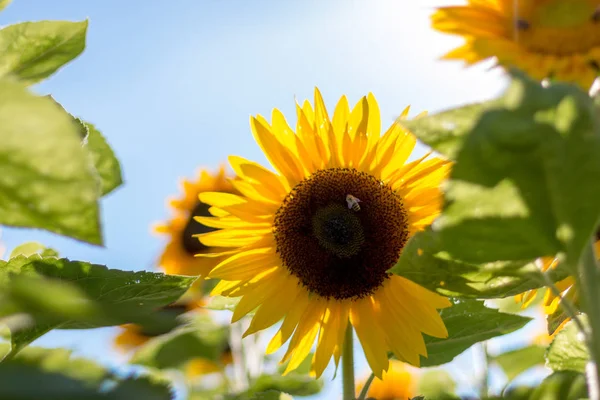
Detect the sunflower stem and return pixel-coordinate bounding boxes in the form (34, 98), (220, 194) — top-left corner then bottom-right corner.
(342, 323), (355, 400)
(357, 372), (375, 400)
(576, 240), (600, 400)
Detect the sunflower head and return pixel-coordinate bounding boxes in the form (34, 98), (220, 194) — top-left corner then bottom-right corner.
(432, 0), (600, 89)
(154, 166), (238, 277)
(196, 88), (452, 378)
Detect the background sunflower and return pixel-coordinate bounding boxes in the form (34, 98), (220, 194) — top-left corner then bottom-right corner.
(432, 0), (600, 89)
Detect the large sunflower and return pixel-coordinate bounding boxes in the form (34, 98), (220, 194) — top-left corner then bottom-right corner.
(516, 236), (600, 332)
(195, 89), (451, 378)
(356, 360), (416, 400)
(431, 0), (600, 89)
(154, 166), (237, 277)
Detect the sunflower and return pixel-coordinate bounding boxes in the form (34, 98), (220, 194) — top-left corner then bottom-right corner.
(516, 236), (600, 332)
(357, 360), (416, 400)
(154, 166), (237, 277)
(431, 0), (600, 89)
(195, 89), (452, 378)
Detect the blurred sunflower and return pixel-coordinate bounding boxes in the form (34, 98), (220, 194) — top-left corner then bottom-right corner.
(357, 360), (416, 400)
(154, 166), (237, 277)
(196, 88), (451, 378)
(516, 235), (600, 332)
(431, 0), (600, 89)
(114, 304), (233, 376)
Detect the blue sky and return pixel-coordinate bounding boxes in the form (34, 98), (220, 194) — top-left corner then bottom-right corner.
(0, 1), (525, 398)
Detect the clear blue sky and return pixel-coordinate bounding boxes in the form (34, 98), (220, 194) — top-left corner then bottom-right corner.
(0, 1), (521, 398)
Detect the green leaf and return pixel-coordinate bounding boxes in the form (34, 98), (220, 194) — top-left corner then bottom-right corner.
(0, 20), (88, 85)
(399, 101), (499, 160)
(390, 229), (568, 299)
(204, 295), (242, 312)
(493, 345), (546, 381)
(131, 315), (229, 369)
(546, 319), (589, 373)
(0, 79), (102, 244)
(9, 241), (59, 259)
(0, 255), (194, 354)
(248, 373), (322, 397)
(249, 392), (293, 400)
(547, 305), (572, 336)
(528, 370), (587, 400)
(0, 346), (174, 400)
(416, 369), (460, 400)
(82, 122), (123, 195)
(430, 73), (600, 267)
(421, 299), (531, 367)
(0, 0), (11, 12)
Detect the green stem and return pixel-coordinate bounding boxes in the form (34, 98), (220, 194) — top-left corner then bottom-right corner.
(357, 373), (375, 400)
(480, 342), (490, 398)
(342, 323), (355, 400)
(576, 240), (600, 400)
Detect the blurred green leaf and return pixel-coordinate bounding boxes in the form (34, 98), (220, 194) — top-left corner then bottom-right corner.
(0, 254), (194, 355)
(131, 315), (228, 369)
(204, 295), (242, 312)
(417, 73), (600, 268)
(0, 20), (87, 85)
(249, 392), (293, 400)
(390, 228), (568, 298)
(416, 369), (459, 400)
(421, 299), (531, 367)
(0, 346), (173, 400)
(547, 305), (573, 336)
(493, 345), (546, 381)
(528, 370), (587, 400)
(82, 122), (123, 195)
(0, 0), (11, 12)
(9, 241), (59, 259)
(248, 373), (322, 397)
(0, 79), (102, 244)
(400, 101), (499, 160)
(546, 319), (589, 373)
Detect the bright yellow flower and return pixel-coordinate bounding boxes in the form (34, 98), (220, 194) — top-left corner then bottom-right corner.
(431, 0), (600, 89)
(154, 166), (237, 277)
(516, 239), (600, 331)
(196, 89), (451, 378)
(357, 360), (416, 400)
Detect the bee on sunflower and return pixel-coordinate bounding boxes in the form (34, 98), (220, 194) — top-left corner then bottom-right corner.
(193, 89), (452, 378)
(431, 0), (600, 89)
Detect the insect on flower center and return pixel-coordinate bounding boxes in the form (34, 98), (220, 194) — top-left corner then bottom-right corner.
(182, 202), (218, 255)
(274, 168), (409, 300)
(512, 0), (600, 55)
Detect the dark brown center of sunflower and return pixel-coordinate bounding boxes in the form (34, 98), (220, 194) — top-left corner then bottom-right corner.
(182, 202), (218, 255)
(273, 168), (409, 300)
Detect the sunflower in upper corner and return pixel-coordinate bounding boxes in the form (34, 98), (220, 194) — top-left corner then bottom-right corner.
(195, 88), (452, 378)
(432, 0), (600, 89)
(154, 166), (238, 278)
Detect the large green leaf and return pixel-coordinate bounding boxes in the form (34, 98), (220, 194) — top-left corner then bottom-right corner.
(390, 229), (569, 299)
(131, 315), (228, 369)
(415, 370), (460, 400)
(528, 370), (587, 400)
(82, 122), (123, 195)
(0, 20), (87, 85)
(421, 299), (531, 367)
(0, 254), (195, 355)
(422, 73), (600, 267)
(493, 345), (546, 381)
(0, 79), (102, 244)
(0, 346), (174, 400)
(546, 319), (589, 373)
(400, 101), (500, 160)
